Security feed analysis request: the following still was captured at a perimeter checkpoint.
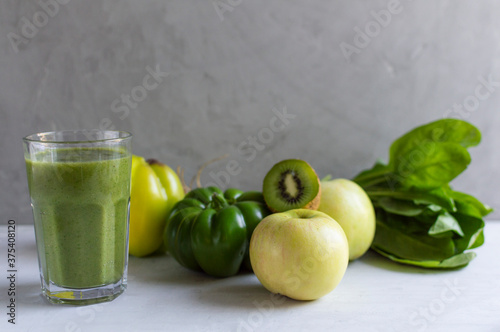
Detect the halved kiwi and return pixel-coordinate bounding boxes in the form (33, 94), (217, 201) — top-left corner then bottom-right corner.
(262, 159), (321, 212)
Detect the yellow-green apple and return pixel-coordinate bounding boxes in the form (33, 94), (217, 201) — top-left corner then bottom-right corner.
(249, 209), (349, 301)
(318, 178), (375, 260)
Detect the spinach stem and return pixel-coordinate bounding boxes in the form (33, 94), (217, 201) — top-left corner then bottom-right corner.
(353, 168), (391, 183)
(365, 190), (410, 199)
(358, 177), (389, 188)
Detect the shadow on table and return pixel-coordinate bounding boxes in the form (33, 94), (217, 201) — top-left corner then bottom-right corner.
(195, 278), (311, 310)
(128, 254), (225, 287)
(128, 254), (311, 309)
(357, 250), (464, 274)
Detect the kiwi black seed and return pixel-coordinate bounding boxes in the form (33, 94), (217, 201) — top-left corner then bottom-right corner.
(262, 159), (321, 212)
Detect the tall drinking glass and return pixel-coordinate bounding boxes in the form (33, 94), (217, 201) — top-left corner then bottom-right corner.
(23, 130), (132, 305)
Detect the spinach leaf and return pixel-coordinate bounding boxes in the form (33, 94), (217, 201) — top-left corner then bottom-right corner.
(352, 119), (492, 269)
(372, 212), (455, 261)
(449, 190), (493, 218)
(366, 187), (456, 212)
(389, 119), (481, 162)
(372, 248), (476, 269)
(428, 212), (464, 238)
(393, 142), (471, 189)
(412, 187), (456, 212)
(376, 197), (425, 217)
(467, 229), (484, 249)
(452, 213), (485, 253)
(352, 160), (391, 188)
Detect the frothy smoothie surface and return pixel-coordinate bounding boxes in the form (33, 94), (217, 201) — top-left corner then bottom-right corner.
(26, 147), (131, 288)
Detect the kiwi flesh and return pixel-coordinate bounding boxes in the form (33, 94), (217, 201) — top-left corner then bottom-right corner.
(262, 159), (321, 212)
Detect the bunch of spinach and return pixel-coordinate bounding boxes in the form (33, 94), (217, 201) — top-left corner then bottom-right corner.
(353, 119), (492, 268)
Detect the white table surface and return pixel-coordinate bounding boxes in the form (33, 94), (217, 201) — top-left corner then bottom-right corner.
(1, 223), (499, 332)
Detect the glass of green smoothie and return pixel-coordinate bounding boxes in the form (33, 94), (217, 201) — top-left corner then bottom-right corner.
(23, 130), (132, 305)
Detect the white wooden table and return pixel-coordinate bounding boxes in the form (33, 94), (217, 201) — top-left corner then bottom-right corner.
(1, 223), (499, 332)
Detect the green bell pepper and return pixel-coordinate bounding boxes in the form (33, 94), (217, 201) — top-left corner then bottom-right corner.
(164, 187), (271, 277)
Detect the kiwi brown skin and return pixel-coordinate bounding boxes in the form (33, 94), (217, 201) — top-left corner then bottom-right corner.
(264, 160), (322, 213)
(302, 176), (321, 211)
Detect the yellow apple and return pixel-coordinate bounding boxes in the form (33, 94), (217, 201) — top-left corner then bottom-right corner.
(318, 178), (375, 260)
(249, 209), (349, 301)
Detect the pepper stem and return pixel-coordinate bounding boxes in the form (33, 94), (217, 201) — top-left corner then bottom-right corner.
(210, 193), (228, 210)
(175, 154), (230, 194)
(189, 154), (229, 189)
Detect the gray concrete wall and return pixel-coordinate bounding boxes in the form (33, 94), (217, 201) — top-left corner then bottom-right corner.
(1, 0), (498, 223)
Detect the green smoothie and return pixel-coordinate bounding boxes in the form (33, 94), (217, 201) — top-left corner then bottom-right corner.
(26, 147), (131, 289)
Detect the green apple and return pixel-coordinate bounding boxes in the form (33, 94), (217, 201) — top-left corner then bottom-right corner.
(318, 178), (375, 260)
(249, 209), (349, 301)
